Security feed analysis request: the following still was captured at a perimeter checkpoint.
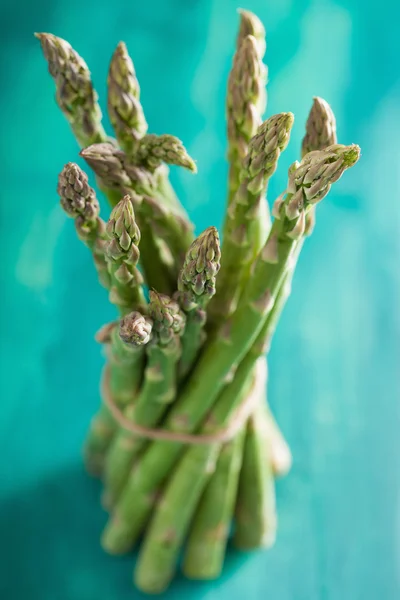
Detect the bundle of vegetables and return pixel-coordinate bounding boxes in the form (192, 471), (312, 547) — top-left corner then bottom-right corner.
(37, 9), (359, 594)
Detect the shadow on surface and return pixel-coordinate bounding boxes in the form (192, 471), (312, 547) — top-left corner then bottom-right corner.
(0, 464), (251, 600)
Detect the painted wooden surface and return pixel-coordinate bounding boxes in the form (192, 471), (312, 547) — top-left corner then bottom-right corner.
(1, 0), (399, 598)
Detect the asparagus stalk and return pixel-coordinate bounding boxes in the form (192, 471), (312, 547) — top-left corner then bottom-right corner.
(84, 314), (151, 475)
(101, 143), (359, 554)
(103, 291), (185, 507)
(57, 162), (110, 289)
(209, 112), (294, 326)
(176, 226), (221, 379)
(107, 41), (148, 154)
(233, 399), (276, 550)
(182, 339), (271, 578)
(182, 264), (302, 578)
(107, 41), (191, 219)
(192, 18), (270, 536)
(35, 33), (106, 147)
(233, 100), (339, 546)
(134, 359), (265, 593)
(226, 11), (270, 265)
(104, 195), (147, 315)
(84, 198), (149, 475)
(226, 33), (267, 204)
(56, 162), (116, 476)
(182, 432), (246, 580)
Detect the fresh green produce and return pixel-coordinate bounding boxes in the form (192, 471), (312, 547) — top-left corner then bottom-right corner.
(37, 9), (360, 593)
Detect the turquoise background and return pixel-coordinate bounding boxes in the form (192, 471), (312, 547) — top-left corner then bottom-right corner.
(1, 0), (399, 598)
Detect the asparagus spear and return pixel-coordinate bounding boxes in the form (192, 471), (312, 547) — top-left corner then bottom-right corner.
(226, 11), (270, 265)
(209, 112), (294, 326)
(226, 33), (267, 204)
(191, 18), (269, 538)
(107, 40), (191, 218)
(233, 99), (339, 546)
(57, 162), (110, 289)
(233, 400), (276, 550)
(103, 291), (185, 507)
(84, 315), (151, 476)
(85, 198), (148, 475)
(181, 432), (246, 581)
(101, 143), (359, 554)
(134, 359), (265, 594)
(104, 196), (147, 315)
(255, 98), (337, 472)
(35, 33), (106, 147)
(181, 267), (300, 579)
(107, 41), (148, 154)
(176, 226), (221, 379)
(182, 341), (272, 579)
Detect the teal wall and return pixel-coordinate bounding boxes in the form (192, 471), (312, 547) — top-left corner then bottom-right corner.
(1, 0), (399, 598)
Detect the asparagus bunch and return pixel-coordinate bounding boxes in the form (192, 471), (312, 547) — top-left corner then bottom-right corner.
(37, 8), (360, 594)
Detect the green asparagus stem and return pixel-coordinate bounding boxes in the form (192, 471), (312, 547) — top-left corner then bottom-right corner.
(84, 315), (151, 476)
(134, 359), (263, 593)
(35, 33), (107, 147)
(104, 195), (147, 315)
(226, 34), (267, 204)
(85, 198), (148, 474)
(80, 142), (177, 293)
(204, 21), (270, 531)
(177, 226), (221, 379)
(181, 433), (246, 581)
(107, 40), (191, 219)
(182, 276), (295, 575)
(232, 104), (339, 545)
(107, 41), (148, 154)
(138, 194), (194, 272)
(226, 11), (269, 263)
(233, 400), (276, 550)
(209, 112), (294, 326)
(103, 291), (185, 507)
(57, 162), (110, 289)
(101, 143), (359, 554)
(233, 328), (279, 552)
(182, 342), (270, 577)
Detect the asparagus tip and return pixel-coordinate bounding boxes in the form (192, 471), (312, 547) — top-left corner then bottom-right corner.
(236, 8), (266, 56)
(149, 290), (186, 341)
(57, 162), (99, 221)
(106, 194), (140, 256)
(178, 226), (221, 308)
(119, 312), (152, 346)
(302, 96), (337, 156)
